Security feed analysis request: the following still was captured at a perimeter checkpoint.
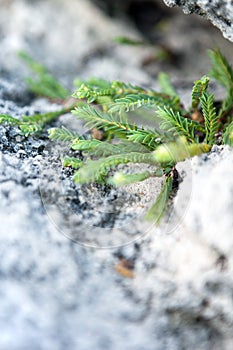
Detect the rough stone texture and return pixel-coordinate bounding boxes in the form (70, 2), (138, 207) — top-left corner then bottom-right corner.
(0, 0), (233, 349)
(163, 0), (233, 42)
(1, 122), (233, 350)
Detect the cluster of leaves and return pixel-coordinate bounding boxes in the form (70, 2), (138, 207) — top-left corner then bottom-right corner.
(0, 108), (71, 136)
(0, 52), (72, 136)
(18, 51), (70, 100)
(0, 49), (233, 223)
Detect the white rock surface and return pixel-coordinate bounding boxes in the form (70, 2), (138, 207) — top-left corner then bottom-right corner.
(181, 147), (233, 253)
(0, 1), (233, 349)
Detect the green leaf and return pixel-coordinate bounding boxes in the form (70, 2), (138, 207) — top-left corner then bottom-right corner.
(18, 51), (70, 99)
(87, 140), (149, 157)
(71, 139), (102, 151)
(87, 142), (122, 157)
(126, 129), (163, 148)
(22, 108), (69, 125)
(152, 137), (210, 164)
(158, 72), (178, 97)
(73, 79), (145, 102)
(209, 49), (233, 90)
(108, 93), (180, 115)
(72, 78), (180, 108)
(72, 105), (162, 149)
(144, 176), (173, 222)
(113, 36), (146, 46)
(0, 108), (70, 137)
(19, 124), (43, 136)
(108, 168), (163, 186)
(209, 49), (233, 117)
(200, 92), (218, 145)
(73, 105), (128, 133)
(73, 152), (157, 184)
(61, 156), (83, 169)
(223, 121), (233, 146)
(49, 126), (82, 142)
(108, 171), (151, 186)
(157, 106), (204, 142)
(191, 75), (210, 109)
(21, 108), (71, 136)
(0, 114), (21, 126)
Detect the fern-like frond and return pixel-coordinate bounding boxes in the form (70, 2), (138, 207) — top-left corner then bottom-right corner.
(144, 176), (173, 222)
(73, 79), (144, 103)
(71, 139), (102, 151)
(157, 106), (204, 142)
(108, 168), (164, 186)
(158, 72), (178, 97)
(200, 92), (218, 145)
(73, 152), (157, 184)
(61, 156), (83, 169)
(223, 121), (233, 146)
(191, 75), (210, 109)
(18, 51), (47, 75)
(126, 129), (163, 148)
(87, 142), (122, 157)
(49, 126), (82, 142)
(209, 49), (233, 117)
(107, 93), (180, 115)
(20, 108), (71, 136)
(72, 105), (162, 149)
(88, 141), (150, 157)
(152, 137), (210, 164)
(108, 170), (152, 186)
(218, 91), (233, 120)
(0, 114), (42, 137)
(72, 85), (113, 103)
(18, 51), (70, 100)
(20, 124), (43, 135)
(72, 78), (180, 107)
(74, 77), (112, 90)
(0, 108), (70, 136)
(0, 114), (21, 126)
(22, 108), (69, 125)
(72, 105), (129, 134)
(209, 49), (233, 89)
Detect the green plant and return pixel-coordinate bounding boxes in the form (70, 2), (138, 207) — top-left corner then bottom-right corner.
(18, 51), (70, 100)
(0, 49), (232, 223)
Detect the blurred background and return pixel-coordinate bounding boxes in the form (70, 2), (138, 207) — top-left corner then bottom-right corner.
(0, 0), (233, 89)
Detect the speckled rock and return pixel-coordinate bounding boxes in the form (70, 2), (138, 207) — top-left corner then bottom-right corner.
(1, 0), (233, 349)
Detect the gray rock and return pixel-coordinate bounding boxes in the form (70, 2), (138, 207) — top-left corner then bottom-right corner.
(163, 0), (233, 42)
(0, 0), (233, 349)
(1, 140), (233, 350)
(178, 146), (233, 258)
